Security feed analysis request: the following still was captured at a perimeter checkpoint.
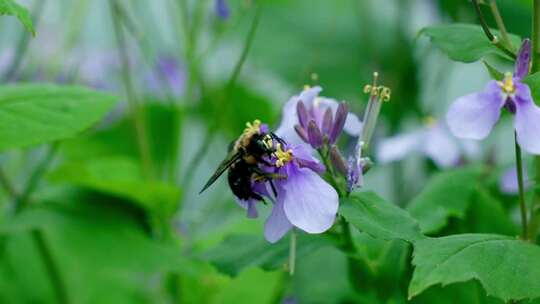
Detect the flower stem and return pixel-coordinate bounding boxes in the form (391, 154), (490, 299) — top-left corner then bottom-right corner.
(471, 0), (516, 59)
(32, 229), (70, 304)
(288, 229), (296, 276)
(489, 0), (513, 50)
(515, 132), (528, 240)
(110, 1), (154, 179)
(531, 0), (540, 241)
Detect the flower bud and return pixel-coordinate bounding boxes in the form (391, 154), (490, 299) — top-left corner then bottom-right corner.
(296, 101), (309, 129)
(329, 102), (348, 144)
(294, 124), (309, 143)
(322, 108), (333, 136)
(329, 145), (348, 176)
(307, 120), (324, 149)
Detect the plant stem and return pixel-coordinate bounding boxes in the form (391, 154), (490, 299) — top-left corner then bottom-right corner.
(32, 230), (70, 304)
(489, 0), (513, 50)
(471, 0), (516, 59)
(288, 229), (296, 276)
(340, 218), (364, 292)
(15, 143), (58, 213)
(515, 133), (528, 240)
(110, 1), (154, 179)
(182, 6), (262, 188)
(530, 0), (540, 241)
(1, 0), (46, 82)
(0, 166), (17, 198)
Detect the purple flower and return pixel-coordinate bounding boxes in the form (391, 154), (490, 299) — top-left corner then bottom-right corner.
(264, 144), (338, 243)
(275, 86), (362, 148)
(145, 56), (186, 98)
(446, 39), (540, 154)
(215, 0), (230, 20)
(376, 119), (479, 168)
(499, 166), (531, 194)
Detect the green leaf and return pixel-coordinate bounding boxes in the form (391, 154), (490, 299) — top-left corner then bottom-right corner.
(420, 24), (520, 62)
(0, 199), (201, 302)
(407, 167), (482, 234)
(409, 234), (540, 302)
(48, 157), (181, 216)
(464, 189), (517, 235)
(0, 84), (117, 151)
(482, 60), (504, 81)
(340, 191), (424, 242)
(523, 72), (540, 104)
(203, 233), (334, 277)
(0, 0), (35, 35)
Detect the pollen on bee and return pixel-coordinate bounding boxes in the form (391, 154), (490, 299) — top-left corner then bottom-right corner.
(274, 143), (293, 167)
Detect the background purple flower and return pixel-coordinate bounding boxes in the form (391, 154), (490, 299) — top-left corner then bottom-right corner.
(499, 166), (531, 194)
(446, 39), (540, 155)
(376, 121), (477, 168)
(275, 86), (362, 147)
(215, 0), (230, 20)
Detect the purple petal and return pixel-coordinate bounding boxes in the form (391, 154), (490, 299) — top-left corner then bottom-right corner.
(499, 166), (531, 194)
(281, 165), (338, 233)
(322, 108), (333, 136)
(446, 81), (504, 140)
(264, 198), (292, 243)
(329, 102), (348, 144)
(514, 82), (540, 154)
(515, 39), (531, 80)
(347, 156), (363, 192)
(296, 101), (309, 129)
(234, 198), (259, 218)
(317, 97), (362, 137)
(422, 123), (460, 168)
(292, 145), (325, 173)
(215, 0), (230, 20)
(294, 125), (309, 143)
(307, 120), (323, 148)
(376, 131), (424, 163)
(275, 86), (322, 145)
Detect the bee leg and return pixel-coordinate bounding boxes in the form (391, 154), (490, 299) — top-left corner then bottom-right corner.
(268, 179), (278, 198)
(270, 132), (286, 146)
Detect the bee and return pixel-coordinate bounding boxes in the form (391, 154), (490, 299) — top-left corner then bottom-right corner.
(199, 120), (285, 201)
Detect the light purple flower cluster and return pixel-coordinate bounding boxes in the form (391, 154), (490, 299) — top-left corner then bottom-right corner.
(275, 86), (362, 147)
(446, 39), (540, 154)
(215, 0), (230, 20)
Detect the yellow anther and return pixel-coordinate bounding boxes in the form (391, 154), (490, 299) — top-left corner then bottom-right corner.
(363, 71), (391, 102)
(274, 143), (293, 167)
(497, 72), (515, 95)
(304, 84), (311, 91)
(424, 116), (437, 126)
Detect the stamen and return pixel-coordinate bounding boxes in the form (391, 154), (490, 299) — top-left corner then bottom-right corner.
(497, 72), (515, 95)
(274, 143), (293, 167)
(363, 71), (391, 102)
(424, 116), (436, 126)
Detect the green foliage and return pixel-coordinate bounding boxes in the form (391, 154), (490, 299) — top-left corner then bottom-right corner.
(523, 71), (540, 104)
(203, 233), (334, 277)
(409, 234), (540, 302)
(340, 191), (424, 243)
(419, 24), (521, 62)
(0, 199), (200, 302)
(0, 0), (35, 35)
(48, 157), (181, 217)
(407, 167), (482, 234)
(0, 84), (117, 151)
(482, 60), (504, 80)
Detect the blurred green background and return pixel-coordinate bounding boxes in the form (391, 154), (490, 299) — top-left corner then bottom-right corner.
(0, 0), (536, 303)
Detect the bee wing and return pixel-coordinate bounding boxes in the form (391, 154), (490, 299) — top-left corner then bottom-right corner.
(199, 151), (242, 194)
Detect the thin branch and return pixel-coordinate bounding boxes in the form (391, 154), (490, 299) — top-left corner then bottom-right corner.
(471, 0), (516, 59)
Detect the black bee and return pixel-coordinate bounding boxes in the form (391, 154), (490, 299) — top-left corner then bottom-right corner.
(199, 120), (285, 201)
